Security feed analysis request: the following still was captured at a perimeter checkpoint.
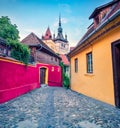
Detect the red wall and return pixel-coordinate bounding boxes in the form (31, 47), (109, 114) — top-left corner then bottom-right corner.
(0, 57), (62, 103)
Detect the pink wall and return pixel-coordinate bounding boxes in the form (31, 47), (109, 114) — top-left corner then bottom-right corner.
(0, 57), (62, 103)
(48, 65), (62, 86)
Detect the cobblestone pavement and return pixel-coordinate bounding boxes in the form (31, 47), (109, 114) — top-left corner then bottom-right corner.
(0, 86), (120, 128)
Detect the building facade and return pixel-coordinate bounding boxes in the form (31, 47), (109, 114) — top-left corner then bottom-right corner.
(68, 0), (120, 107)
(21, 32), (61, 66)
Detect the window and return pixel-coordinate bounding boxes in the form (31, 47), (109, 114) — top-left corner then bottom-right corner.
(86, 52), (93, 73)
(102, 12), (106, 19)
(95, 16), (99, 25)
(75, 58), (78, 73)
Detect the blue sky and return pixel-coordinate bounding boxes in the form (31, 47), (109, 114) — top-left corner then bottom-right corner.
(0, 0), (111, 46)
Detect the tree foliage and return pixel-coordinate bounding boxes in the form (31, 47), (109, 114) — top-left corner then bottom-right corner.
(0, 16), (30, 64)
(0, 16), (19, 42)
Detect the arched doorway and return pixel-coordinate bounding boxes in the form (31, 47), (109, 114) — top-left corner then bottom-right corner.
(40, 67), (48, 85)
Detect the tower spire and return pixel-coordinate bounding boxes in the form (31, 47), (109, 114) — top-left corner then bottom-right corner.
(58, 13), (63, 36)
(54, 14), (68, 43)
(59, 13), (61, 27)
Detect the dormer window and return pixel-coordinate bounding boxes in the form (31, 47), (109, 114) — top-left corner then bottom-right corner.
(95, 16), (100, 25)
(89, 0), (118, 29)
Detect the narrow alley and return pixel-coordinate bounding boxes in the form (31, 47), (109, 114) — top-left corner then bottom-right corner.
(0, 86), (120, 128)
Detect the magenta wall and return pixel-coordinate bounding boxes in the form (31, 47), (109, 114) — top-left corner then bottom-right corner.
(36, 63), (62, 86)
(0, 57), (62, 103)
(48, 65), (62, 86)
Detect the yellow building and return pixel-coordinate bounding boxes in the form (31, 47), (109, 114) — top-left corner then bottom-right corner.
(68, 0), (120, 107)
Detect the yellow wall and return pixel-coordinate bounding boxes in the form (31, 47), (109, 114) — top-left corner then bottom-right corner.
(43, 40), (57, 53)
(70, 24), (120, 106)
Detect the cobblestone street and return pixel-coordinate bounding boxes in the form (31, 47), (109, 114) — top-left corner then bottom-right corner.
(0, 86), (120, 128)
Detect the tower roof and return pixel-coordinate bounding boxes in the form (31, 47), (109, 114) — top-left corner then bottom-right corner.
(42, 27), (52, 40)
(54, 15), (68, 43)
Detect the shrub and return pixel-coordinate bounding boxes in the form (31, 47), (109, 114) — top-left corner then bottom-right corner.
(63, 74), (70, 89)
(8, 40), (30, 65)
(60, 61), (70, 88)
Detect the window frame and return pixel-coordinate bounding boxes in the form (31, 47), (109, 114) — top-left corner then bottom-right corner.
(86, 52), (93, 73)
(74, 58), (78, 73)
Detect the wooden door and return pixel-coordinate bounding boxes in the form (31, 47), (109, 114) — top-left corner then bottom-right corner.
(40, 68), (46, 84)
(112, 40), (120, 108)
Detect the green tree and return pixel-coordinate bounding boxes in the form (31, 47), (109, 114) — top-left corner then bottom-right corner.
(0, 16), (19, 42)
(0, 16), (30, 64)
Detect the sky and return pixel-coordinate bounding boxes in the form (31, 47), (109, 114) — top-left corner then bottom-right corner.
(0, 0), (112, 47)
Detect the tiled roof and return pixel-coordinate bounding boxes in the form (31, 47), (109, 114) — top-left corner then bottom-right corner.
(68, 0), (120, 57)
(21, 32), (40, 45)
(60, 54), (69, 66)
(77, 0), (120, 46)
(105, 1), (120, 20)
(21, 32), (61, 59)
(89, 0), (119, 19)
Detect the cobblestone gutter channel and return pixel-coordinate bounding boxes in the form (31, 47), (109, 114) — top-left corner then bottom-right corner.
(0, 86), (120, 128)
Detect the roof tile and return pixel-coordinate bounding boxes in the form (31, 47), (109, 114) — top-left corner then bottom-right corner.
(60, 54), (69, 66)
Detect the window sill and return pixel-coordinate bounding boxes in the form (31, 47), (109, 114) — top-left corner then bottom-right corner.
(84, 73), (95, 76)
